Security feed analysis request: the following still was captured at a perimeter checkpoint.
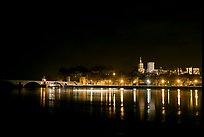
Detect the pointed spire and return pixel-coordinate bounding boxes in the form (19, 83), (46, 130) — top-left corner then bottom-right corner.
(140, 57), (142, 63)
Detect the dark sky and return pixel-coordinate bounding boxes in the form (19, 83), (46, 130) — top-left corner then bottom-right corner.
(1, 2), (202, 80)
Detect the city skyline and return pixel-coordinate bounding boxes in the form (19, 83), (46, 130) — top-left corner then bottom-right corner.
(0, 2), (202, 136)
(1, 2), (202, 80)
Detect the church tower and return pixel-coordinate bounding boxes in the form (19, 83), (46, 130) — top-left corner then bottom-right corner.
(138, 57), (145, 73)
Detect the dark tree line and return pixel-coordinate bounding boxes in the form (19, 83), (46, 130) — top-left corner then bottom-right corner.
(57, 65), (116, 82)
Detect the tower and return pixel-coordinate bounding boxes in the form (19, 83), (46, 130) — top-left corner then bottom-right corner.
(138, 57), (145, 73)
(146, 62), (155, 73)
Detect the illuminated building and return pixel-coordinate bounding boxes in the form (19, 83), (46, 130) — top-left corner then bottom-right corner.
(138, 57), (145, 73)
(188, 67), (193, 75)
(193, 68), (200, 75)
(146, 62), (155, 73)
(185, 67), (200, 75)
(79, 77), (87, 85)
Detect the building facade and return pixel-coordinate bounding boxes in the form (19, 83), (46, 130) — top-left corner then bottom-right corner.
(146, 62), (155, 73)
(138, 57), (145, 73)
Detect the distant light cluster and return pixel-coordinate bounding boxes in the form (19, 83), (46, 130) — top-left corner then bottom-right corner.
(138, 57), (200, 75)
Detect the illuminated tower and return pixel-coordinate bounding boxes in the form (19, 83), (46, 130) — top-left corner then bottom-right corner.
(138, 57), (145, 73)
(146, 62), (155, 73)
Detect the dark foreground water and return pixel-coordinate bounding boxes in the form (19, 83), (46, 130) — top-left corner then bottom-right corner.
(0, 87), (202, 136)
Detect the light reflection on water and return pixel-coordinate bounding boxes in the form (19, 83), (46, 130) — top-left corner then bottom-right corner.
(37, 87), (202, 125)
(1, 86), (201, 136)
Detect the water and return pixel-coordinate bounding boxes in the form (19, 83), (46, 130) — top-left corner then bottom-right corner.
(0, 87), (202, 136)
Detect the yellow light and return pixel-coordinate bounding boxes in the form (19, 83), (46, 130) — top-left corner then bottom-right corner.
(162, 89), (165, 105)
(177, 79), (180, 83)
(113, 73), (116, 76)
(120, 80), (124, 83)
(161, 79), (165, 84)
(177, 89), (180, 106)
(194, 79), (198, 83)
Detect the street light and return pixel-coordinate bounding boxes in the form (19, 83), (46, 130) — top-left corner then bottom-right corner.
(113, 72), (116, 85)
(194, 79), (198, 86)
(109, 80), (112, 85)
(177, 79), (180, 86)
(147, 79), (151, 85)
(120, 79), (124, 86)
(161, 79), (165, 84)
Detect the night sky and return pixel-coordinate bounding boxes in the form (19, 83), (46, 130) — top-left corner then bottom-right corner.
(1, 2), (202, 80)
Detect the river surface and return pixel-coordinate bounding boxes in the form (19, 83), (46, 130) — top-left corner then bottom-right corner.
(0, 87), (202, 136)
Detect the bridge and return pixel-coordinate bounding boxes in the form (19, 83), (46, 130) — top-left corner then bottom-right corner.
(0, 79), (72, 88)
(0, 79), (202, 89)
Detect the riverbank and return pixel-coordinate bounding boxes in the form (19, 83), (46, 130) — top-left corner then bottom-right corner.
(66, 85), (202, 89)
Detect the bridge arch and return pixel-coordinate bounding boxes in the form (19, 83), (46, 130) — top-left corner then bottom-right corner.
(24, 82), (41, 88)
(54, 82), (63, 87)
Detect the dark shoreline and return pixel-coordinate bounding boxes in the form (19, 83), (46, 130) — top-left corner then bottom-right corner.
(67, 85), (202, 89)
(0, 80), (202, 90)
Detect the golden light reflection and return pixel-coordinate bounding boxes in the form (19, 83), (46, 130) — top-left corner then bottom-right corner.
(146, 89), (151, 121)
(40, 88), (46, 107)
(133, 90), (136, 103)
(36, 87), (202, 126)
(167, 89), (170, 104)
(48, 88), (55, 108)
(90, 90), (93, 104)
(82, 91), (87, 102)
(105, 91), (108, 105)
(120, 107), (124, 120)
(177, 89), (181, 107)
(74, 90), (78, 101)
(177, 108), (181, 123)
(113, 93), (116, 117)
(177, 89), (181, 123)
(113, 93), (115, 107)
(162, 89), (165, 105)
(195, 89), (198, 107)
(133, 89), (137, 114)
(161, 89), (166, 122)
(109, 91), (112, 106)
(120, 90), (123, 107)
(120, 90), (124, 120)
(147, 89), (151, 105)
(162, 107), (165, 122)
(100, 92), (103, 105)
(190, 90), (193, 109)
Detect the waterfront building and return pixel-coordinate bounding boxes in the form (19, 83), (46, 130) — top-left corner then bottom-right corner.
(188, 67), (193, 75)
(146, 62), (155, 73)
(185, 67), (200, 75)
(138, 57), (145, 73)
(158, 67), (168, 75)
(193, 68), (200, 75)
(79, 77), (87, 85)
